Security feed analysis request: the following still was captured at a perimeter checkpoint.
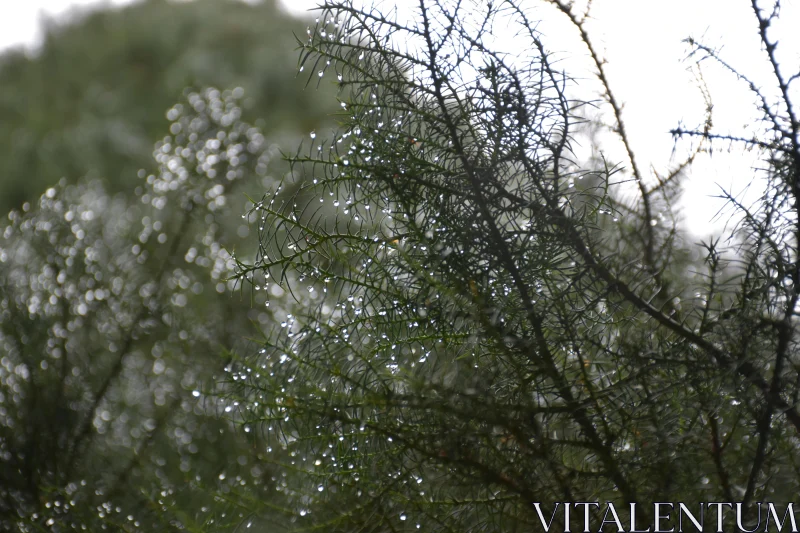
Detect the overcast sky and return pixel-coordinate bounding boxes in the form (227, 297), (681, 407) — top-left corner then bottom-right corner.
(2, 0), (798, 236)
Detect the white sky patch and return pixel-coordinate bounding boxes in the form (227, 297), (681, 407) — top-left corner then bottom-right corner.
(2, 0), (799, 237)
(0, 0), (141, 53)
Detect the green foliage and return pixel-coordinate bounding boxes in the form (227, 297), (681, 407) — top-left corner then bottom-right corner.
(0, 0), (333, 213)
(219, 0), (800, 530)
(0, 88), (295, 531)
(4, 0), (800, 530)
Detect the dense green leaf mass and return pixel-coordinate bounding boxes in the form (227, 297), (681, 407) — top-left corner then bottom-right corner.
(0, 0), (332, 212)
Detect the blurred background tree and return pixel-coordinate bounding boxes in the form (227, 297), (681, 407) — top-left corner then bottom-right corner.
(0, 85), (300, 532)
(0, 0), (333, 213)
(0, 0), (337, 529)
